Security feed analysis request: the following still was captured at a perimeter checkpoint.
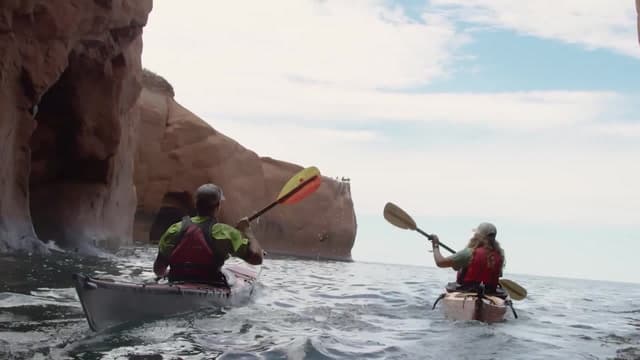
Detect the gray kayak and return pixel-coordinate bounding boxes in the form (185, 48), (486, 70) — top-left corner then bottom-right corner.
(73, 264), (258, 331)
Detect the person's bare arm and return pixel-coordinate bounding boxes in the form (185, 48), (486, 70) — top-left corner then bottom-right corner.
(430, 234), (455, 268)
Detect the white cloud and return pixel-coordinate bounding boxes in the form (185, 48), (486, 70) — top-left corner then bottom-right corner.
(142, 1), (635, 132)
(586, 122), (640, 138)
(203, 88), (622, 130)
(142, 0), (640, 228)
(430, 0), (639, 57)
(212, 118), (640, 227)
(143, 0), (465, 92)
(140, 0), (640, 281)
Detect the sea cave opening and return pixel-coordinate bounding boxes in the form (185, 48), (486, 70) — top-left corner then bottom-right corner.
(28, 63), (111, 245)
(148, 192), (195, 243)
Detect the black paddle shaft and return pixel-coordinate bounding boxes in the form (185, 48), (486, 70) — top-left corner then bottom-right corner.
(248, 175), (319, 222)
(415, 227), (456, 254)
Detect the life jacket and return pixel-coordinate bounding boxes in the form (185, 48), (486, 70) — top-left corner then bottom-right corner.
(457, 246), (503, 290)
(168, 216), (227, 284)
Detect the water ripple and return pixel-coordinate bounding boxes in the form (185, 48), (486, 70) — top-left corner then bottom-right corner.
(0, 248), (639, 359)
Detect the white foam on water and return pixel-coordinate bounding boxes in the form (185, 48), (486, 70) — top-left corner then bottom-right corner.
(0, 291), (80, 309)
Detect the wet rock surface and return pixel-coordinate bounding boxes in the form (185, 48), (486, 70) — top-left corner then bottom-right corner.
(0, 0), (152, 252)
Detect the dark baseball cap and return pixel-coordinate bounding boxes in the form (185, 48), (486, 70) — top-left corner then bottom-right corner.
(195, 183), (225, 204)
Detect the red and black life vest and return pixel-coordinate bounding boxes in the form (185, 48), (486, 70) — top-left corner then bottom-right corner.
(168, 216), (227, 284)
(457, 246), (503, 290)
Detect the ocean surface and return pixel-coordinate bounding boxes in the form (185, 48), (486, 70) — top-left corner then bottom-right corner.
(0, 246), (638, 360)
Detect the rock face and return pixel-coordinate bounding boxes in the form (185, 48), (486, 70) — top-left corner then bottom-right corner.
(135, 73), (357, 260)
(254, 159), (357, 260)
(0, 0), (356, 259)
(0, 0), (152, 252)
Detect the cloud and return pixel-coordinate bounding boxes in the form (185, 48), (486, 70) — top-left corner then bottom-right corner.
(207, 88), (623, 130)
(430, 0), (639, 57)
(586, 122), (640, 138)
(154, 76), (629, 131)
(207, 119), (383, 173)
(143, 0), (465, 92)
(211, 118), (640, 227)
(142, 0), (640, 227)
(143, 1), (636, 133)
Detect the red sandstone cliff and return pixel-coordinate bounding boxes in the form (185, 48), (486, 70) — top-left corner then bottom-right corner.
(135, 72), (357, 260)
(0, 1), (356, 259)
(0, 0), (152, 252)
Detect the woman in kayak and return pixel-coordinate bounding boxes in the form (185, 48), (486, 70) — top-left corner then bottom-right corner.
(429, 222), (505, 293)
(153, 183), (264, 286)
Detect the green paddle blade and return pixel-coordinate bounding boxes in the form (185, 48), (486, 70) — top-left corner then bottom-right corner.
(499, 279), (527, 301)
(383, 202), (417, 230)
(277, 166), (321, 205)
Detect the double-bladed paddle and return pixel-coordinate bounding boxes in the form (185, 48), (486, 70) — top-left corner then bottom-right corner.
(383, 202), (527, 301)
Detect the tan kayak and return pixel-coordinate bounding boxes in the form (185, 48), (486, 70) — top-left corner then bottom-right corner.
(441, 291), (508, 323)
(432, 284), (517, 323)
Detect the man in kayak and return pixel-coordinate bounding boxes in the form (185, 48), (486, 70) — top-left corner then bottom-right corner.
(153, 183), (264, 285)
(429, 222), (504, 293)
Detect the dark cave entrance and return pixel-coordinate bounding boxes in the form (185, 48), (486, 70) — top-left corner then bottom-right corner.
(28, 62), (112, 244)
(148, 192), (195, 243)
(29, 68), (110, 186)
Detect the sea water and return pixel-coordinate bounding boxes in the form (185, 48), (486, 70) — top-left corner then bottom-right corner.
(0, 246), (638, 359)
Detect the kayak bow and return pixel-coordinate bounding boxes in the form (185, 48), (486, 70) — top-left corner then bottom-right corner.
(73, 263), (257, 331)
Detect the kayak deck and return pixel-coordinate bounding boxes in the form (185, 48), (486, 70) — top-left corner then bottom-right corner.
(73, 264), (257, 331)
(441, 292), (508, 323)
(433, 283), (515, 323)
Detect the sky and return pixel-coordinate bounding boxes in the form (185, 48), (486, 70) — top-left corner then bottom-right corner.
(141, 0), (640, 284)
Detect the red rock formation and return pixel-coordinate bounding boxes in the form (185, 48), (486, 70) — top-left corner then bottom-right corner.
(0, 0), (152, 252)
(255, 158), (357, 260)
(0, 1), (356, 259)
(135, 73), (357, 260)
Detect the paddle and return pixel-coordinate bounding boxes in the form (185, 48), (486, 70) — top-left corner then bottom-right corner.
(383, 202), (456, 254)
(495, 278), (527, 301)
(383, 202), (527, 301)
(248, 166), (322, 222)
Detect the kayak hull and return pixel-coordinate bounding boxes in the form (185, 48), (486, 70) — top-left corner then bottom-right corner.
(73, 263), (257, 331)
(441, 291), (508, 323)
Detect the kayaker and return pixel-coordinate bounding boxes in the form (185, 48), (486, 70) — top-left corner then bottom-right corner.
(153, 183), (264, 286)
(429, 222), (505, 293)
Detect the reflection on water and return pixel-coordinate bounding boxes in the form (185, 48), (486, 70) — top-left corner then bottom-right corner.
(0, 246), (639, 359)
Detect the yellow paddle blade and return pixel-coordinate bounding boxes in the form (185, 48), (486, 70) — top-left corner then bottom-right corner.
(276, 166), (321, 204)
(383, 202), (417, 230)
(500, 278), (527, 301)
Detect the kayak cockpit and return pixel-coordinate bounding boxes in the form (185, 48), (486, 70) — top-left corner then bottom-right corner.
(432, 282), (517, 323)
